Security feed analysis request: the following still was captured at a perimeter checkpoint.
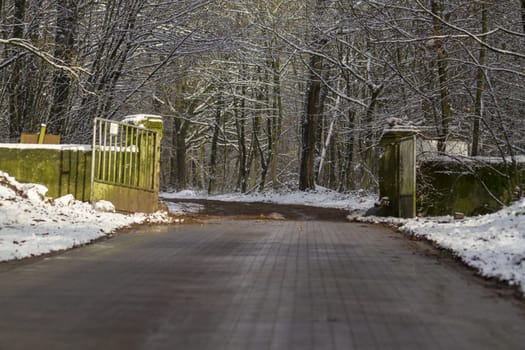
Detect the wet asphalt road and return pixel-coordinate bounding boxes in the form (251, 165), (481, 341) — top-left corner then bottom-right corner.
(0, 211), (525, 349)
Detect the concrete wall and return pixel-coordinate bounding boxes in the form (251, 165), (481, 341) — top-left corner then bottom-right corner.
(91, 182), (158, 213)
(418, 158), (525, 216)
(376, 128), (524, 217)
(0, 144), (92, 201)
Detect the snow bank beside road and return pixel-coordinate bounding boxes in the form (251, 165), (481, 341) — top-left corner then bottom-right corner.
(401, 199), (525, 295)
(0, 171), (171, 262)
(356, 198), (525, 295)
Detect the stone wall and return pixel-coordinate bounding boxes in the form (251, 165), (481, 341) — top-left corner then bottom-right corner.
(0, 144), (92, 201)
(417, 157), (524, 216)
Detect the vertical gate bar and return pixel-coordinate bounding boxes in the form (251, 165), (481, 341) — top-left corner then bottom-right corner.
(137, 128), (143, 187)
(126, 124), (131, 185)
(132, 127), (138, 186)
(90, 118), (97, 204)
(117, 124), (123, 184)
(97, 119), (103, 180)
(127, 125), (133, 185)
(137, 128), (142, 187)
(149, 131), (154, 190)
(108, 124), (113, 183)
(150, 131), (154, 190)
(101, 120), (107, 181)
(151, 132), (157, 190)
(144, 130), (150, 189)
(111, 125), (117, 183)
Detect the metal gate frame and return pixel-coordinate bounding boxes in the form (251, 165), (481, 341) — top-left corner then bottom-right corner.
(90, 117), (159, 212)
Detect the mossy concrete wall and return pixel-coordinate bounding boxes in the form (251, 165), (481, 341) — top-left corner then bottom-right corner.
(418, 159), (525, 216)
(91, 183), (157, 213)
(0, 145), (91, 201)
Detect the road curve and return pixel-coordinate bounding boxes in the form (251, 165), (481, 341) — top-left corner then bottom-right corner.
(0, 219), (524, 349)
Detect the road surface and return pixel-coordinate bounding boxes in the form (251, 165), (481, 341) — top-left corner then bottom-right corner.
(0, 203), (524, 349)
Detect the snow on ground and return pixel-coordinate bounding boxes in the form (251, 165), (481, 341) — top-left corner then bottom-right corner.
(357, 200), (525, 296)
(161, 186), (376, 212)
(0, 171), (171, 262)
(401, 201), (525, 295)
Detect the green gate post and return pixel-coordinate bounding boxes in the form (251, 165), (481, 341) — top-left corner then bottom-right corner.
(379, 127), (417, 218)
(141, 116), (163, 194)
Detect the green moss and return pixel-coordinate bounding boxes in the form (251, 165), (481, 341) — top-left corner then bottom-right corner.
(418, 160), (523, 216)
(0, 147), (92, 201)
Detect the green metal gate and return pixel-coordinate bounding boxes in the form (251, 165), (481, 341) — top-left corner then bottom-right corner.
(90, 117), (160, 212)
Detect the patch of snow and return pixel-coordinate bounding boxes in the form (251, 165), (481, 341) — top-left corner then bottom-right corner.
(165, 201), (204, 215)
(417, 139), (469, 157)
(54, 194), (75, 207)
(121, 114), (162, 128)
(0, 171), (172, 262)
(0, 143), (91, 151)
(93, 200), (116, 213)
(0, 185), (16, 200)
(22, 183), (48, 204)
(161, 186), (376, 212)
(400, 199), (525, 295)
(266, 212), (286, 220)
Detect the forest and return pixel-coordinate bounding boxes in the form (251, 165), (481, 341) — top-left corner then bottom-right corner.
(0, 0), (524, 194)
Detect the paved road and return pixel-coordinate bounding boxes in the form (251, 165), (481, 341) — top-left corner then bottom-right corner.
(1, 219), (524, 349)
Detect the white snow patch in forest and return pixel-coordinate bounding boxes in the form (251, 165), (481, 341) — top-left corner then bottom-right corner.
(121, 114), (162, 127)
(161, 186), (376, 212)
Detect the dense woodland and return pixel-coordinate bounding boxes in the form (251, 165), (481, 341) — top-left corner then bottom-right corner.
(0, 0), (524, 193)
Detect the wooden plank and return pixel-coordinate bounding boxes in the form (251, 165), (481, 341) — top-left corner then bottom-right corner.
(20, 134), (61, 144)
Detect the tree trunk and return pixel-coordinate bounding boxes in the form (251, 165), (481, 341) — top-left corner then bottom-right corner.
(300, 53), (323, 191)
(471, 3), (487, 157)
(172, 119), (188, 190)
(7, 0), (26, 139)
(270, 58), (283, 190)
(235, 78), (248, 192)
(49, 0), (79, 135)
(208, 93), (222, 194)
(318, 96), (339, 182)
(522, 0), (525, 33)
(431, 1), (452, 154)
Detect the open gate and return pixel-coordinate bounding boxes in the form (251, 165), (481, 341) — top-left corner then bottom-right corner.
(90, 117), (161, 212)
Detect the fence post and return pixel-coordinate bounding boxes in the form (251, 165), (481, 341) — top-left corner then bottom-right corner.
(378, 127), (417, 218)
(37, 124), (47, 144)
(138, 116), (163, 193)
